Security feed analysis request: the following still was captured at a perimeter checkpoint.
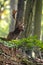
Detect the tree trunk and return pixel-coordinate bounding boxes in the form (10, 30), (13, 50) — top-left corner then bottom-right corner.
(9, 0), (18, 32)
(23, 0), (35, 37)
(34, 0), (42, 39)
(15, 0), (25, 38)
(16, 0), (24, 25)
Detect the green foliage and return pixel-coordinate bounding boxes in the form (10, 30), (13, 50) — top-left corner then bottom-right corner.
(0, 36), (43, 49)
(0, 0), (10, 37)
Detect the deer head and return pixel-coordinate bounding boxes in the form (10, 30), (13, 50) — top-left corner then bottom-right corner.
(17, 22), (24, 31)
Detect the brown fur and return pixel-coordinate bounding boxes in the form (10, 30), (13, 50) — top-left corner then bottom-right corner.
(0, 23), (24, 41)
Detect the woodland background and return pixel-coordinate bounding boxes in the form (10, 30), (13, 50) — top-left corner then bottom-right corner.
(0, 0), (43, 65)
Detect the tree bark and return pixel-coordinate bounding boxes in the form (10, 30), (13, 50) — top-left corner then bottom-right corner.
(15, 0), (25, 38)
(9, 0), (18, 32)
(34, 0), (42, 39)
(16, 0), (24, 25)
(23, 0), (35, 37)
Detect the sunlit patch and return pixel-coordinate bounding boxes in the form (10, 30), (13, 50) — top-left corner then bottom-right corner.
(42, 10), (43, 14)
(0, 0), (4, 2)
(1, 7), (4, 11)
(3, 10), (10, 15)
(32, 51), (35, 58)
(6, 5), (10, 9)
(1, 14), (5, 19)
(4, 1), (10, 6)
(41, 22), (43, 26)
(0, 20), (8, 29)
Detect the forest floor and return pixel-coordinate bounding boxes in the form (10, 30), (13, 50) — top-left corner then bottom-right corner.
(0, 43), (43, 65)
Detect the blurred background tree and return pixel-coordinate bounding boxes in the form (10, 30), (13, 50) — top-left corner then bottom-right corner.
(0, 0), (10, 37)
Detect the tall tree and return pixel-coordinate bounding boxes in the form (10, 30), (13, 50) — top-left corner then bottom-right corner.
(34, 0), (42, 39)
(15, 0), (25, 38)
(23, 0), (35, 37)
(9, 0), (18, 32)
(16, 0), (24, 25)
